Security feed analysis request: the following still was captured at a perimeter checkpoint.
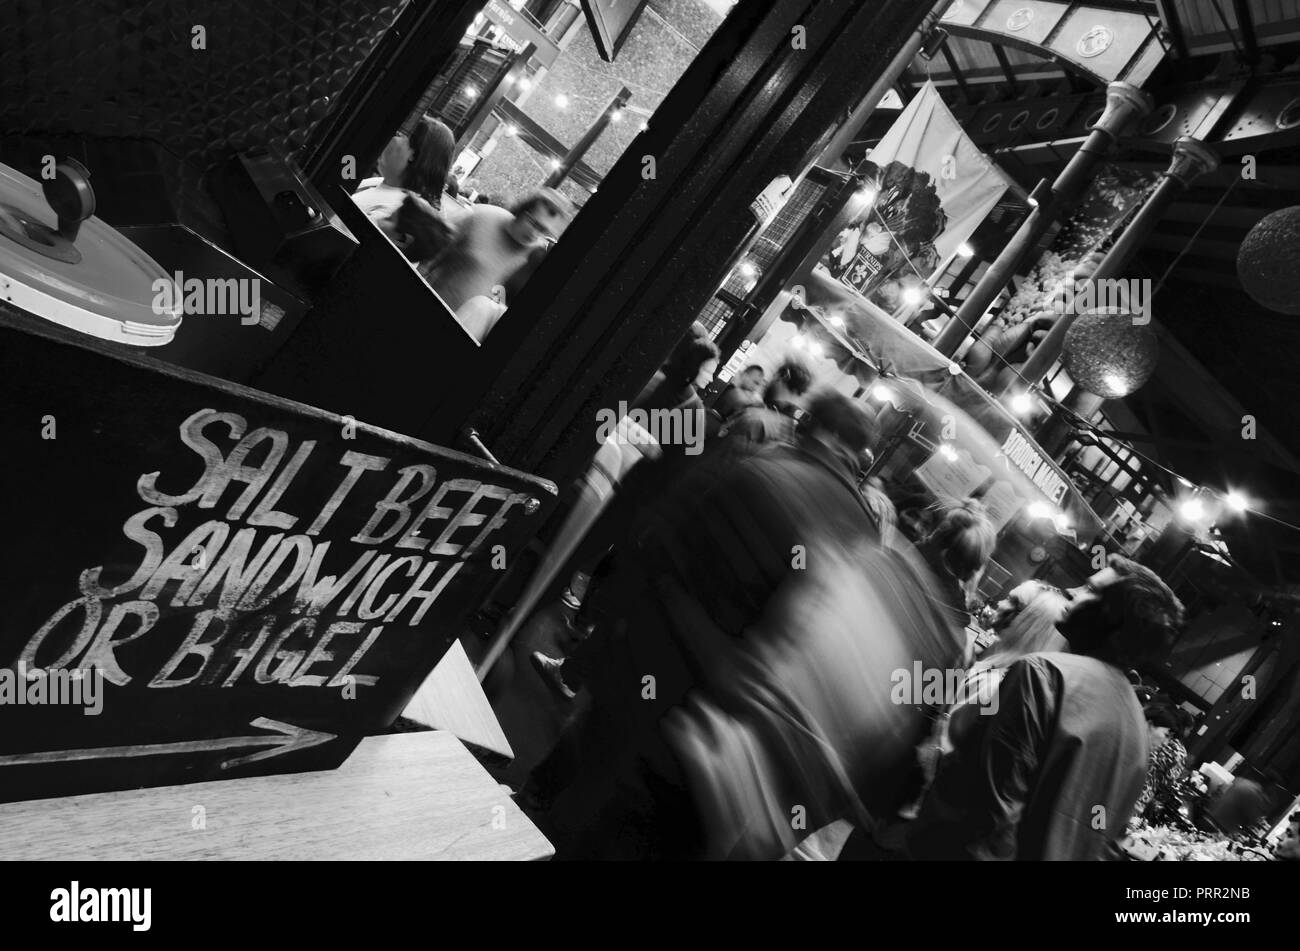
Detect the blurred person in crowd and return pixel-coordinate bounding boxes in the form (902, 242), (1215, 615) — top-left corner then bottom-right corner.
(904, 554), (1185, 860)
(632, 336), (721, 431)
(1210, 777), (1272, 837)
(1130, 699), (1191, 826)
(423, 187), (573, 342)
(1275, 812), (1300, 860)
(859, 475), (898, 551)
(717, 357), (814, 449)
(352, 118), (456, 256)
(916, 498), (997, 644)
(387, 196), (451, 263)
(665, 533), (968, 859)
(531, 330), (720, 697)
(900, 580), (1068, 819)
(528, 391), (889, 858)
(706, 365), (766, 438)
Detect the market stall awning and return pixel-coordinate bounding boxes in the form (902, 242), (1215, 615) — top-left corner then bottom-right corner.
(796, 266), (1105, 543)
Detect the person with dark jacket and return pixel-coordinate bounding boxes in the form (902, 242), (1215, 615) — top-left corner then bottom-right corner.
(717, 358), (813, 450)
(531, 391), (889, 859)
(529, 333), (719, 698)
(904, 554), (1185, 861)
(705, 364), (766, 438)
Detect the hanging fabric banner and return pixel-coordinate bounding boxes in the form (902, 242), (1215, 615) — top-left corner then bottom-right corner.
(824, 80), (1012, 311)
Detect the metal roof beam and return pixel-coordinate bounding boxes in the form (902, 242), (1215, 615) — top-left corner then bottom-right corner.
(1233, 0), (1259, 63)
(992, 43), (1019, 95)
(1155, 0), (1189, 59)
(940, 40), (974, 103)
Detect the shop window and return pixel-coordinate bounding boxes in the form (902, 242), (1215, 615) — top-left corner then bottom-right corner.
(348, 0), (734, 345)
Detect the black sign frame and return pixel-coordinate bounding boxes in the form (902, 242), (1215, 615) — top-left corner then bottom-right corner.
(580, 0), (651, 62)
(0, 309), (555, 803)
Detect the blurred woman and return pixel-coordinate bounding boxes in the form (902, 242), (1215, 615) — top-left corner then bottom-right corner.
(917, 498), (997, 639)
(633, 336), (721, 429)
(352, 117), (456, 260)
(354, 116), (456, 217)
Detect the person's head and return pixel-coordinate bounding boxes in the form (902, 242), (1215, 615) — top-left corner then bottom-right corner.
(736, 365), (766, 395)
(1057, 554), (1185, 668)
(445, 173), (460, 200)
(987, 580), (1069, 658)
(925, 498), (996, 586)
(1143, 699), (1182, 750)
(378, 117), (455, 200)
(392, 195), (451, 262)
(508, 188), (574, 247)
(803, 390), (880, 465)
(664, 335), (720, 391)
(764, 358), (813, 409)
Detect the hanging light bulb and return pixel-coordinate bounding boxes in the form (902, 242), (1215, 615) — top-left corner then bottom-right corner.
(1010, 392), (1033, 414)
(957, 242), (974, 257)
(938, 443), (959, 461)
(829, 315), (846, 330)
(1178, 497), (1206, 523)
(464, 86), (480, 100)
(610, 109), (624, 122)
(871, 383), (893, 402)
(1026, 501), (1055, 521)
(517, 77), (532, 91)
(902, 286), (926, 307)
(555, 93), (570, 108)
(1225, 490), (1250, 513)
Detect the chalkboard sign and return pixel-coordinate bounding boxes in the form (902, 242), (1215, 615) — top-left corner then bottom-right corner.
(0, 310), (555, 803)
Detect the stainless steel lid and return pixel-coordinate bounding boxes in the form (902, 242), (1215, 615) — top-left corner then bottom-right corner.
(0, 159), (182, 346)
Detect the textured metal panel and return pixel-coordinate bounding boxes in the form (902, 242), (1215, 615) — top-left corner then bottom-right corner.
(0, 0), (405, 172)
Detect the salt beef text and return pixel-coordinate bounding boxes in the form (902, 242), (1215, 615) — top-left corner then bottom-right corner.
(16, 408), (530, 690)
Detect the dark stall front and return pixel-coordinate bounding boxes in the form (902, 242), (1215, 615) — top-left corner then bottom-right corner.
(0, 308), (555, 803)
(0, 1), (558, 809)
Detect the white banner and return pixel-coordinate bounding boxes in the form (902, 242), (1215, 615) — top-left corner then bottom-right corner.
(825, 81), (1011, 310)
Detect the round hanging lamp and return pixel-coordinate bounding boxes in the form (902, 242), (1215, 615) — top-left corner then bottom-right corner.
(1061, 309), (1159, 398)
(1238, 206), (1300, 315)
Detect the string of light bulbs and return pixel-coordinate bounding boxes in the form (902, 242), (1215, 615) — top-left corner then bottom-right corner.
(1022, 385), (1300, 538)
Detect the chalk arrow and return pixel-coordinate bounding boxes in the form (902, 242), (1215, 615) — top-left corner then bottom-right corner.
(0, 717), (336, 771)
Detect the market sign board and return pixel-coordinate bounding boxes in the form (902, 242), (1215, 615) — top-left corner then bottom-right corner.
(0, 312), (555, 803)
(999, 429), (1069, 505)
